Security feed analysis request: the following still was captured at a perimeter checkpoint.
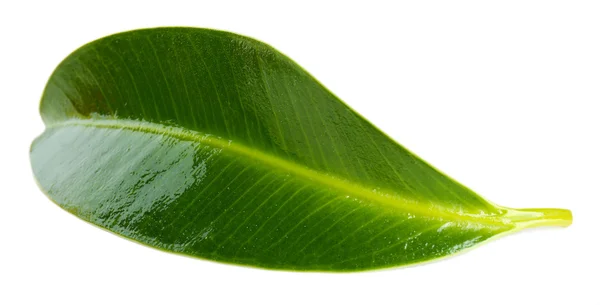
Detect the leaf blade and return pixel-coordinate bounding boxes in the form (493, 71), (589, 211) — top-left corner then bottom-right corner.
(31, 27), (572, 271)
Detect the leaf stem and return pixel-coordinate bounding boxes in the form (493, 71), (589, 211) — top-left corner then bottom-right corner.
(504, 207), (573, 229)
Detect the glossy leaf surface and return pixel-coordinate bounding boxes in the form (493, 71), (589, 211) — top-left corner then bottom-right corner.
(31, 27), (572, 271)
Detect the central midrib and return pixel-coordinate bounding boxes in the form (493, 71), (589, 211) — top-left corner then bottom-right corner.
(46, 118), (511, 228)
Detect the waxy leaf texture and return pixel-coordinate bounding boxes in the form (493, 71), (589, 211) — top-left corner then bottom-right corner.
(31, 28), (572, 271)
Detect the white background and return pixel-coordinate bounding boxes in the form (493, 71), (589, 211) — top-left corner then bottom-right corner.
(1, 1), (598, 304)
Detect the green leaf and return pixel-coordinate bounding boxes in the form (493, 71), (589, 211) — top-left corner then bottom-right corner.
(31, 27), (572, 271)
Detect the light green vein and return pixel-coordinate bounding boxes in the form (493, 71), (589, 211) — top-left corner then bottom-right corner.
(233, 184), (310, 254)
(47, 118), (513, 227)
(255, 53), (289, 153)
(124, 39), (161, 118)
(104, 43), (148, 119)
(305, 89), (353, 178)
(221, 44), (253, 144)
(221, 178), (290, 236)
(333, 223), (444, 266)
(171, 36), (199, 129)
(146, 37), (182, 123)
(316, 213), (387, 259)
(73, 55), (114, 114)
(265, 196), (342, 252)
(296, 205), (363, 254)
(89, 48), (130, 116)
(186, 34), (232, 138)
(175, 165), (253, 236)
